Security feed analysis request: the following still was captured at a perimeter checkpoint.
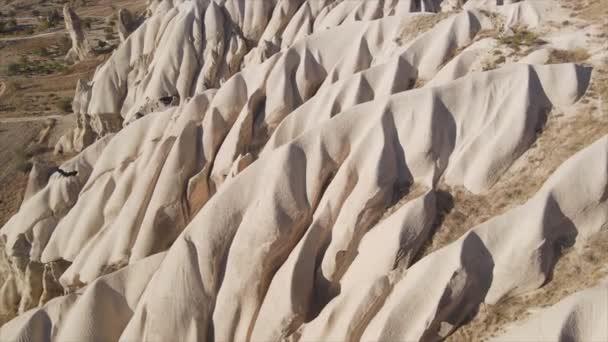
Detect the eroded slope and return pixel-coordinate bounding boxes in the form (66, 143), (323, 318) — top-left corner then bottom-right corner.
(1, 0), (607, 340)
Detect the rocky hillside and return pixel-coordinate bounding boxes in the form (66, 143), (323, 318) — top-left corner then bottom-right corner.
(0, 0), (607, 340)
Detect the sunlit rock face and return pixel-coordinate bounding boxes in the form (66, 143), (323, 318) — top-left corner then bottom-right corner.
(2, 0), (608, 341)
(63, 4), (93, 62)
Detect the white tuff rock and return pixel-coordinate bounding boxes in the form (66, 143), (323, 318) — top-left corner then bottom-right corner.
(0, 0), (606, 340)
(63, 5), (93, 62)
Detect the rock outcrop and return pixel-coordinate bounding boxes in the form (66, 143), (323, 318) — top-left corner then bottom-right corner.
(21, 162), (56, 205)
(1, 0), (607, 340)
(116, 8), (140, 42)
(496, 279), (608, 341)
(63, 5), (93, 62)
(54, 79), (97, 154)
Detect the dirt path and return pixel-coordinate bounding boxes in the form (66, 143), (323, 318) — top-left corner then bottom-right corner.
(0, 30), (64, 42)
(0, 114), (65, 124)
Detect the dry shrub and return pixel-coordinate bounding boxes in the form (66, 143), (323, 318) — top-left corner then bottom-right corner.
(548, 48), (591, 64)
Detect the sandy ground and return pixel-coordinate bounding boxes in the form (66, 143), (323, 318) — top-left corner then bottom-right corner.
(0, 2), (145, 301)
(0, 7), (145, 323)
(0, 114), (73, 327)
(446, 1), (608, 338)
(0, 0), (144, 237)
(0, 121), (41, 227)
(0, 115), (74, 227)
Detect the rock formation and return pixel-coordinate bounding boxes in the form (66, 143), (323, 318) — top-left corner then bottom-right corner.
(116, 8), (140, 42)
(1, 0), (607, 340)
(20, 162), (56, 205)
(63, 5), (93, 62)
(496, 279), (608, 341)
(54, 79), (96, 154)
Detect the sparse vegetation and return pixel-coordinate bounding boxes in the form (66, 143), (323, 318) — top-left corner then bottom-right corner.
(396, 12), (451, 45)
(37, 9), (62, 31)
(450, 230), (608, 341)
(497, 27), (546, 52)
(13, 149), (32, 173)
(482, 54), (506, 71)
(24, 143), (46, 158)
(0, 17), (17, 34)
(548, 48), (591, 64)
(7, 56), (68, 76)
(70, 0), (89, 7)
(58, 36), (73, 55)
(57, 97), (73, 113)
(11, 140), (51, 174)
(44, 118), (57, 128)
(0, 0), (151, 326)
(83, 17), (93, 29)
(33, 46), (50, 57)
(0, 0), (605, 338)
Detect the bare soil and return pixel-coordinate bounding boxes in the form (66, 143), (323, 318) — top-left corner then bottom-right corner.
(0, 0), (144, 236)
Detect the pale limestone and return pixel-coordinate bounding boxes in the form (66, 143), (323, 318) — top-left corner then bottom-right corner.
(1, 1), (606, 340)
